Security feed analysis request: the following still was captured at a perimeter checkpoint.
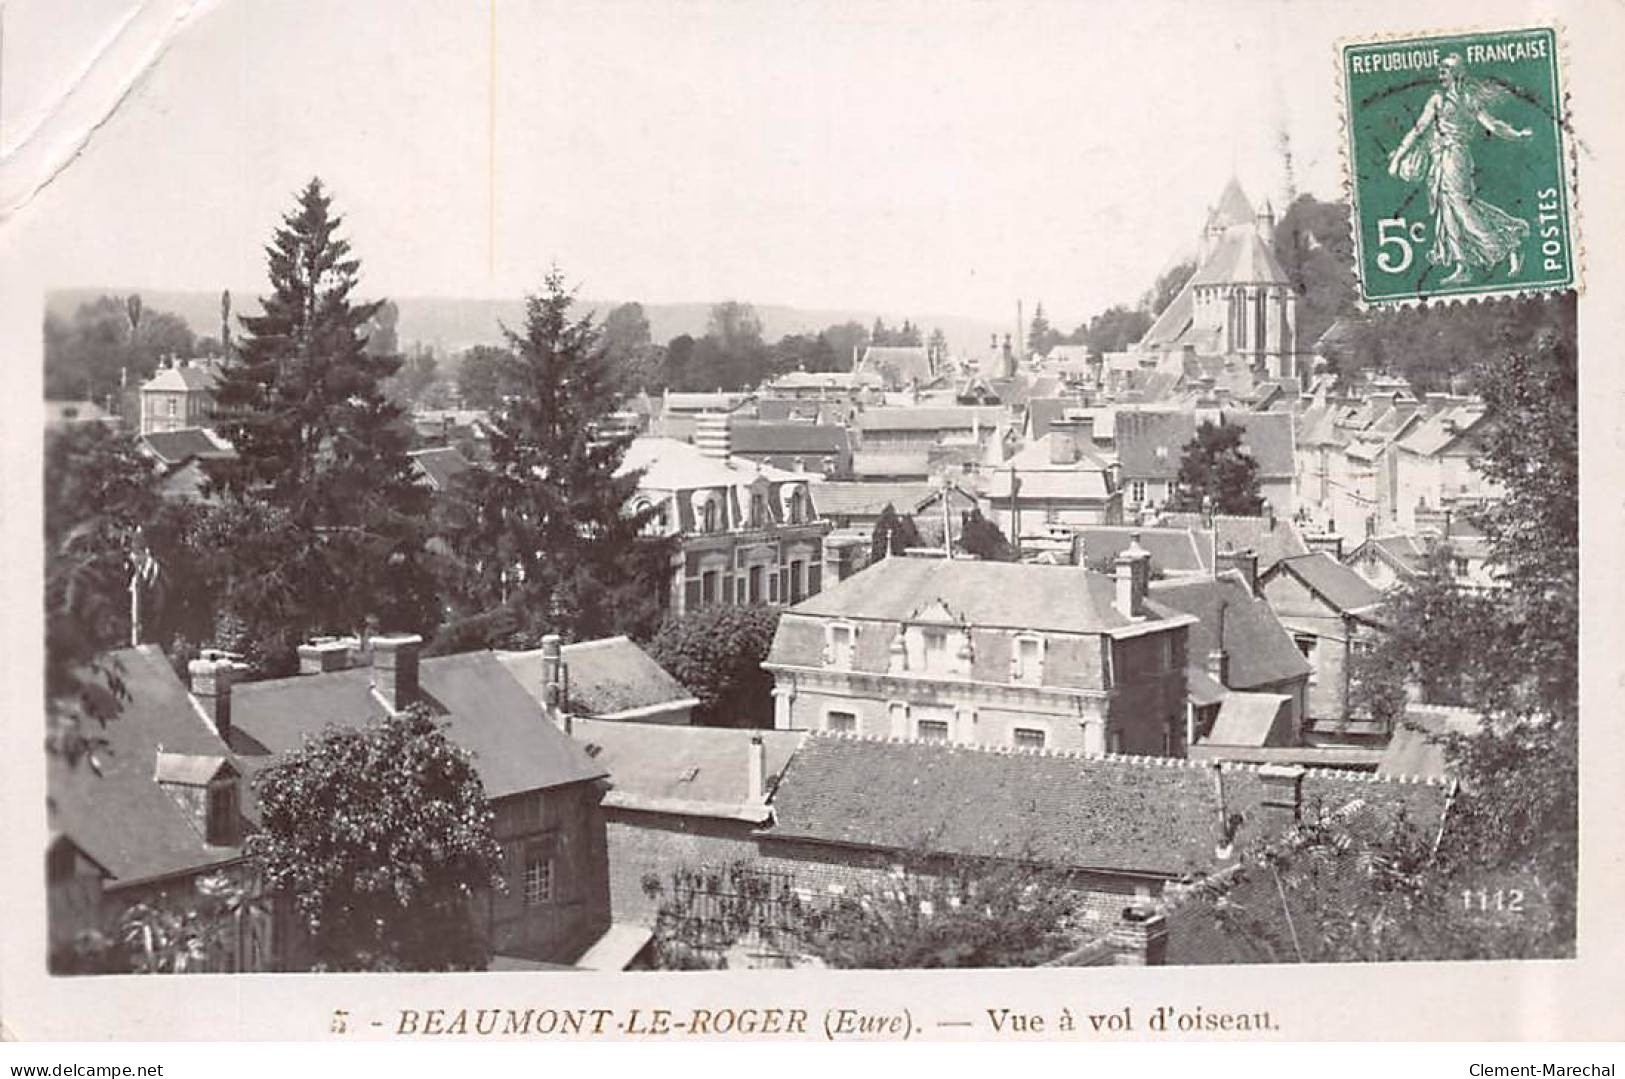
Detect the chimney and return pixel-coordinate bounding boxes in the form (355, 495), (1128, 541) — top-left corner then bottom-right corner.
(1205, 647), (1229, 688)
(1070, 531), (1088, 568)
(298, 638), (352, 674)
(1110, 906), (1169, 966)
(1049, 432), (1079, 465)
(1305, 531), (1343, 560)
(1258, 764), (1306, 828)
(748, 734), (767, 801)
(1261, 498), (1275, 531)
(371, 633), (422, 712)
(188, 654), (234, 743)
(1113, 533), (1151, 619)
(695, 412), (732, 460)
(540, 633), (570, 734)
(1215, 548), (1259, 596)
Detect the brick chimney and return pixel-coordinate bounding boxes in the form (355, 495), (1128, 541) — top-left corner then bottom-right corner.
(1215, 548), (1259, 596)
(1049, 432), (1079, 465)
(1305, 532), (1344, 560)
(748, 734), (766, 802)
(1070, 531), (1087, 568)
(695, 412), (731, 460)
(1110, 906), (1169, 966)
(1258, 764), (1306, 828)
(188, 654), (234, 743)
(540, 633), (570, 734)
(298, 638), (352, 674)
(371, 633), (422, 712)
(1113, 533), (1151, 619)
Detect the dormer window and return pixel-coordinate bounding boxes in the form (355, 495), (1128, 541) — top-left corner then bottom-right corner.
(921, 628), (948, 673)
(206, 779), (237, 847)
(703, 499), (720, 534)
(826, 622), (856, 669)
(751, 492), (767, 527)
(1012, 634), (1045, 685)
(787, 489), (806, 524)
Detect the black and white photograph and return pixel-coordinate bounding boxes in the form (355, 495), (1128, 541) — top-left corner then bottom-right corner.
(3, 0), (1622, 1049)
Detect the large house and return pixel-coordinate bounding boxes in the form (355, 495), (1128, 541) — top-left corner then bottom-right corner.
(1258, 552), (1387, 731)
(763, 545), (1195, 757)
(1394, 403), (1498, 531)
(985, 431), (1122, 541)
(619, 420), (832, 615)
(138, 357), (225, 435)
(1114, 408), (1296, 517)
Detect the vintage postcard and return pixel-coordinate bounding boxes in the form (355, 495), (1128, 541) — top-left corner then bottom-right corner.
(1, 0), (1622, 1049)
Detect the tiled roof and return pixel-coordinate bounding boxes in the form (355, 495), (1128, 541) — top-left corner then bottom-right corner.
(142, 360), (221, 394)
(48, 646), (243, 885)
(765, 734), (1451, 879)
(729, 421), (849, 456)
(810, 482), (940, 518)
(498, 637), (697, 719)
(1397, 405), (1487, 457)
(140, 427), (234, 466)
(1268, 552), (1386, 615)
(408, 446), (472, 491)
(1147, 575), (1311, 690)
(233, 651), (606, 800)
(574, 719), (805, 818)
(780, 556), (1138, 635)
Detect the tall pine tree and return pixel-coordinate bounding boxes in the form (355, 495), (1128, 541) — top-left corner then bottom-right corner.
(208, 178), (437, 662)
(437, 268), (670, 647)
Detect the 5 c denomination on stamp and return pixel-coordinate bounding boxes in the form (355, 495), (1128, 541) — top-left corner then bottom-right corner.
(1341, 27), (1576, 304)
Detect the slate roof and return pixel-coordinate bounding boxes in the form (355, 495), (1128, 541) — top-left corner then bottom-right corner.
(781, 555), (1155, 636)
(1024, 397), (1086, 441)
(756, 399), (848, 424)
(1147, 575), (1312, 689)
(1115, 409), (1295, 481)
(1073, 526), (1207, 575)
(1155, 512), (1309, 573)
(618, 436), (799, 491)
(856, 346), (934, 390)
(408, 446), (472, 491)
(851, 450), (930, 478)
(765, 734), (1451, 879)
(574, 719), (806, 818)
(855, 406), (1003, 433)
(142, 361), (221, 393)
(1348, 534), (1429, 580)
(810, 482), (941, 519)
(729, 421), (849, 456)
(1268, 552), (1385, 615)
(232, 651), (607, 800)
(140, 427), (235, 466)
(1208, 177), (1256, 229)
(1205, 692), (1291, 746)
(1187, 225), (1291, 287)
(47, 646), (244, 887)
(1397, 405), (1487, 457)
(498, 637), (697, 720)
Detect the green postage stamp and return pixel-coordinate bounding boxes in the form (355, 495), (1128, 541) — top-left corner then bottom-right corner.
(1341, 27), (1577, 304)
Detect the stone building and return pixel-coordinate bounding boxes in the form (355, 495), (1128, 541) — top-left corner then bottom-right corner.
(763, 543), (1194, 757)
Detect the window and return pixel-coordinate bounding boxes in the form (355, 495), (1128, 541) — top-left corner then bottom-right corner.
(1453, 557), (1469, 578)
(788, 489), (806, 524)
(917, 719), (949, 742)
(523, 850), (554, 906)
(790, 560), (806, 603)
(701, 570), (718, 606)
(1013, 635), (1044, 684)
(827, 624), (854, 668)
(922, 629), (948, 672)
(826, 710), (858, 733)
(166, 397), (177, 417)
(206, 782), (236, 846)
(1013, 727), (1045, 750)
(1294, 634), (1319, 683)
(702, 500), (719, 533)
(751, 493), (767, 526)
(1130, 480), (1146, 504)
(749, 565), (763, 603)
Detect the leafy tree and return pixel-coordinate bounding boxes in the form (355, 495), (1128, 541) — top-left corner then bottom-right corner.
(769, 332), (838, 379)
(248, 704), (505, 972)
(926, 327), (948, 362)
(647, 605), (781, 727)
(1141, 259), (1197, 319)
(1272, 194), (1357, 356)
(44, 294), (196, 403)
(384, 344), (441, 407)
(44, 425), (170, 762)
(455, 344), (513, 409)
(1167, 421), (1264, 515)
(602, 301), (652, 357)
(822, 321), (870, 370)
(958, 508), (1013, 562)
(1076, 304), (1152, 358)
(208, 178), (439, 646)
(363, 299), (401, 357)
(436, 268), (671, 647)
(870, 504), (923, 561)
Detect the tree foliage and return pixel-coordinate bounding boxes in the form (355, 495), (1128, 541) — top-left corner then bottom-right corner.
(207, 178), (439, 649)
(436, 268), (670, 648)
(870, 504), (924, 561)
(1075, 304), (1152, 358)
(958, 508), (1013, 562)
(45, 295), (197, 403)
(248, 705), (505, 972)
(455, 344), (514, 409)
(647, 605), (782, 727)
(1141, 259), (1197, 320)
(1168, 421), (1264, 515)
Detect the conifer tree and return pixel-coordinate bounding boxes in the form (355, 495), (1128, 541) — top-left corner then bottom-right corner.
(437, 268), (670, 646)
(209, 178), (437, 654)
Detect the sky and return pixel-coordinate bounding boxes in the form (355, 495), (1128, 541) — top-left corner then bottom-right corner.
(0, 0), (1565, 330)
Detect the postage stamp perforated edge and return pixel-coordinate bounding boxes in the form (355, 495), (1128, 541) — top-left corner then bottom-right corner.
(1333, 22), (1584, 310)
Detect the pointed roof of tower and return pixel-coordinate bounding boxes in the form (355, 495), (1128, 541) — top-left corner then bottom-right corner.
(1207, 178), (1256, 231)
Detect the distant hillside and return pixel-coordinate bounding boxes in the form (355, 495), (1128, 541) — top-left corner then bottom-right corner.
(47, 289), (1009, 360)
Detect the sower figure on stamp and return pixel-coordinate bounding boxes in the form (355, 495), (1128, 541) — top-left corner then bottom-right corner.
(1387, 53), (1533, 285)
